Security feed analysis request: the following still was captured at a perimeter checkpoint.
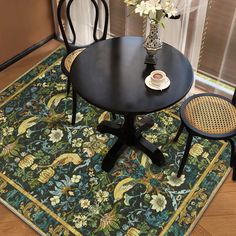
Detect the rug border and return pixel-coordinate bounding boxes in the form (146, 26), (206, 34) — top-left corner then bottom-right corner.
(0, 45), (65, 236)
(0, 173), (83, 236)
(160, 141), (228, 235)
(185, 167), (231, 236)
(0, 57), (63, 108)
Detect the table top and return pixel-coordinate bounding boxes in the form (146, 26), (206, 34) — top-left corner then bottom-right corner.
(70, 36), (193, 115)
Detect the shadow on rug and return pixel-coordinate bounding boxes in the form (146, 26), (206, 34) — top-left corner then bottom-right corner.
(0, 47), (231, 236)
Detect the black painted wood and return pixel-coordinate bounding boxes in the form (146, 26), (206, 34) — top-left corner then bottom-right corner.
(70, 36), (194, 171)
(57, 0), (110, 123)
(71, 36), (193, 115)
(177, 134), (193, 178)
(232, 89), (236, 106)
(57, 0), (109, 54)
(97, 115), (166, 171)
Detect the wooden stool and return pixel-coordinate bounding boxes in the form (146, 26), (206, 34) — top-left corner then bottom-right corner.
(174, 92), (236, 180)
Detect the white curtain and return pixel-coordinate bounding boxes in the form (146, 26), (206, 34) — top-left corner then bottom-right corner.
(70, 0), (95, 45)
(54, 0), (110, 46)
(156, 0), (208, 70)
(70, 0), (110, 45)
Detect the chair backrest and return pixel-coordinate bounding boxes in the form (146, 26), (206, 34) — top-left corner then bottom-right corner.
(57, 0), (109, 53)
(232, 88), (236, 106)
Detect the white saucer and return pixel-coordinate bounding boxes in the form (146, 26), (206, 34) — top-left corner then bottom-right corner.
(145, 76), (170, 91)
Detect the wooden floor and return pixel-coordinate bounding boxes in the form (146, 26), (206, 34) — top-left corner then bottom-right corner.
(0, 39), (236, 235)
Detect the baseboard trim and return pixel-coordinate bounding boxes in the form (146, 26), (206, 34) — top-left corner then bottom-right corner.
(0, 34), (56, 72)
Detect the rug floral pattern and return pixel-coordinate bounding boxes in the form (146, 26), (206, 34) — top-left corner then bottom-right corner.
(0, 47), (231, 236)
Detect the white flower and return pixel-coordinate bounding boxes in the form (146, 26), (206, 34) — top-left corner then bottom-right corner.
(68, 191), (74, 196)
(60, 74), (67, 80)
(96, 190), (109, 203)
(50, 196), (60, 206)
(0, 110), (6, 123)
(167, 172), (185, 186)
(83, 127), (94, 137)
(49, 129), (63, 143)
(3, 127), (14, 136)
(67, 112), (84, 123)
(89, 177), (98, 185)
(150, 193), (167, 212)
(73, 214), (87, 229)
(26, 129), (32, 138)
(38, 74), (45, 79)
(55, 83), (66, 91)
(125, 0), (177, 22)
(71, 175), (81, 183)
(14, 157), (20, 163)
(144, 134), (158, 143)
(161, 0), (177, 17)
(147, 0), (162, 13)
(151, 123), (158, 130)
(42, 82), (50, 88)
(79, 199), (90, 208)
(135, 1), (149, 16)
(72, 138), (83, 148)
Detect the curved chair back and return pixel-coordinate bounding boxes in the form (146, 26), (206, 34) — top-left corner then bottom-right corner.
(232, 88), (236, 106)
(57, 0), (109, 53)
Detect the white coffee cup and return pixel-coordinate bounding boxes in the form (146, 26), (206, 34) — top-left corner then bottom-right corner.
(150, 70), (166, 86)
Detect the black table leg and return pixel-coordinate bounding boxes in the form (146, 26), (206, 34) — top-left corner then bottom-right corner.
(136, 137), (165, 166)
(97, 120), (123, 137)
(101, 138), (126, 172)
(135, 116), (154, 132)
(98, 114), (165, 171)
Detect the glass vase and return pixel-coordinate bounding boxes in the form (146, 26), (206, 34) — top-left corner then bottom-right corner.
(143, 22), (162, 65)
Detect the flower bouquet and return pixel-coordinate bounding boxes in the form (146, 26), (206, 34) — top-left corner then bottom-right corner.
(124, 0), (178, 64)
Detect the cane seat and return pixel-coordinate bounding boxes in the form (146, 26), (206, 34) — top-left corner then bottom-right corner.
(184, 95), (236, 136)
(64, 48), (85, 72)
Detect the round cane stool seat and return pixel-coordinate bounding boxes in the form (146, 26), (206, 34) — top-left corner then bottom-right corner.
(64, 48), (85, 72)
(183, 95), (236, 137)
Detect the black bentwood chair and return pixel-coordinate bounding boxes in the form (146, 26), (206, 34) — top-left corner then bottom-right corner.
(174, 89), (236, 180)
(57, 0), (111, 125)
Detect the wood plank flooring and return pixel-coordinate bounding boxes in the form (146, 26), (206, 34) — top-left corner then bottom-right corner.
(0, 40), (236, 235)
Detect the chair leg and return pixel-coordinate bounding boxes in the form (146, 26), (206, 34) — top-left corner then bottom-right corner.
(174, 121), (184, 142)
(177, 134), (193, 178)
(228, 138), (236, 181)
(72, 89), (77, 125)
(66, 78), (71, 95)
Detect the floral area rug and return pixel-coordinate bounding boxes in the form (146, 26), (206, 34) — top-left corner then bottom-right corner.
(0, 47), (231, 236)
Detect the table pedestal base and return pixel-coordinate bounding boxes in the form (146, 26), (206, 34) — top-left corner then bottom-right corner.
(97, 115), (165, 172)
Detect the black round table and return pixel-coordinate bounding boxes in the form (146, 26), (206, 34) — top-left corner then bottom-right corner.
(70, 36), (193, 172)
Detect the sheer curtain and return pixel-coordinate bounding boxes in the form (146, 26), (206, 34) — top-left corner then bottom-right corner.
(158, 0), (208, 70)
(52, 0), (110, 46)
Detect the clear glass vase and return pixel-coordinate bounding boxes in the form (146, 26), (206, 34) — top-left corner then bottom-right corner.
(143, 22), (162, 65)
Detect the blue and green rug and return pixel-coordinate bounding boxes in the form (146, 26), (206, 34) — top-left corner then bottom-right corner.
(0, 47), (231, 235)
